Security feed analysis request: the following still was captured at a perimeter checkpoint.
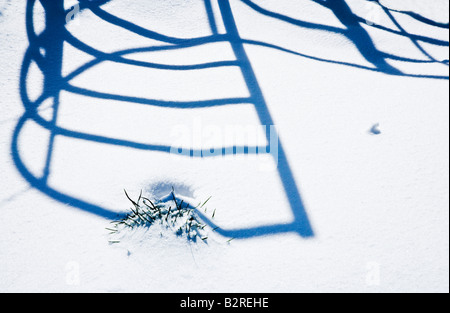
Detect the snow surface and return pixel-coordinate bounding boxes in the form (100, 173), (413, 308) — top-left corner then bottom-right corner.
(0, 0), (448, 292)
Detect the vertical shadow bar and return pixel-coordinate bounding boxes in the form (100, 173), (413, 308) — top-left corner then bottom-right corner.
(39, 0), (65, 183)
(204, 0), (218, 35)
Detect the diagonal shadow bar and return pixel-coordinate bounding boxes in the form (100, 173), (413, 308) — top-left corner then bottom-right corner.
(374, 0), (449, 29)
(12, 0), (448, 240)
(219, 0), (314, 237)
(241, 0), (449, 74)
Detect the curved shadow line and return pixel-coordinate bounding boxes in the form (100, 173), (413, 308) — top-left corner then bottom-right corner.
(320, 0), (402, 74)
(84, 0), (221, 44)
(62, 0), (449, 84)
(19, 39), (262, 158)
(22, 110), (270, 158)
(12, 113), (293, 238)
(14, 0), (448, 240)
(17, 1), (299, 238)
(242, 39), (449, 80)
(241, 0), (448, 74)
(63, 84), (252, 109)
(314, 0), (448, 46)
(63, 27), (227, 59)
(375, 0), (449, 29)
(377, 3), (446, 64)
(239, 0), (346, 34)
(61, 28), (449, 90)
(12, 114), (122, 219)
(219, 0), (315, 238)
(61, 29), (235, 81)
(354, 16), (449, 47)
(64, 57), (240, 83)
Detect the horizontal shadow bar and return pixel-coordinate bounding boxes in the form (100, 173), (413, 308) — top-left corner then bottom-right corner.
(22, 110), (272, 158)
(63, 83), (253, 108)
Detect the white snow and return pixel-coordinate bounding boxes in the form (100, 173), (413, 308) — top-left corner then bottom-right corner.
(0, 0), (448, 292)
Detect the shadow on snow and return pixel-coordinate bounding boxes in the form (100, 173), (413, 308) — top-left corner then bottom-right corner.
(12, 0), (449, 239)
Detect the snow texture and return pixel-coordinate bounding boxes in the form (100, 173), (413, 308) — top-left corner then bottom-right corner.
(0, 0), (448, 292)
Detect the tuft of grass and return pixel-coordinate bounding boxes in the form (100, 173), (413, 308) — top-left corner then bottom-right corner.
(108, 189), (218, 243)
